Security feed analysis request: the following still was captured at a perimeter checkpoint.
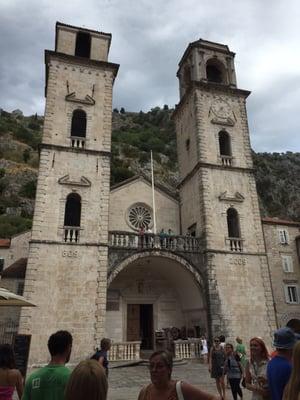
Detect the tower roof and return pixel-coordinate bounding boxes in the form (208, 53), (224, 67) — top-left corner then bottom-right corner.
(178, 38), (235, 69)
(55, 21), (112, 53)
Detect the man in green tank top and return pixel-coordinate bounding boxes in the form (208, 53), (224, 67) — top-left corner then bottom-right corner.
(23, 330), (73, 400)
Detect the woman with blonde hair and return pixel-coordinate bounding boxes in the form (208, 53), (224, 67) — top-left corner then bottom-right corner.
(65, 360), (107, 400)
(245, 337), (270, 400)
(283, 341), (300, 400)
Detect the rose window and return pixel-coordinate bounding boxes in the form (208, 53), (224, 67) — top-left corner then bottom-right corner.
(127, 203), (152, 230)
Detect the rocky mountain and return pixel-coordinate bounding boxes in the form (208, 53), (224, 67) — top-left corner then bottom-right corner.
(0, 107), (299, 237)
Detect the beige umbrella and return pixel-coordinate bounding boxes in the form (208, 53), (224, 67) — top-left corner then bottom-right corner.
(0, 288), (36, 307)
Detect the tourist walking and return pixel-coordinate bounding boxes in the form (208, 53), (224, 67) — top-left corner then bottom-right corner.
(267, 327), (296, 400)
(223, 343), (243, 400)
(235, 337), (247, 370)
(201, 335), (209, 364)
(65, 360), (108, 400)
(138, 350), (220, 400)
(245, 337), (269, 400)
(91, 338), (111, 377)
(23, 330), (73, 400)
(283, 340), (300, 400)
(0, 344), (23, 400)
(209, 337), (226, 400)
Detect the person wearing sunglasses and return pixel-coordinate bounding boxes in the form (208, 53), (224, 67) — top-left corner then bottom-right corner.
(209, 338), (226, 400)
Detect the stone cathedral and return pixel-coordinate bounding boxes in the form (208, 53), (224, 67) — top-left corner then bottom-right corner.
(2, 22), (300, 368)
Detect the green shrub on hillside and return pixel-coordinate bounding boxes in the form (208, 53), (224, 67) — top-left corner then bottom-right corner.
(0, 215), (32, 238)
(19, 179), (37, 199)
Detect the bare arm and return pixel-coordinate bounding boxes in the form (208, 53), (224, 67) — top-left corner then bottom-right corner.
(14, 370), (24, 400)
(208, 349), (212, 372)
(98, 356), (104, 366)
(181, 381), (221, 400)
(245, 362), (268, 397)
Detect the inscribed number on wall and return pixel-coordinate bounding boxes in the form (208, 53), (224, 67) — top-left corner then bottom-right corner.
(62, 250), (78, 258)
(230, 257), (246, 266)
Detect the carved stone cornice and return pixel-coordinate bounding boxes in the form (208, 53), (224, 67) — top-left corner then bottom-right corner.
(218, 191), (245, 202)
(58, 175), (91, 187)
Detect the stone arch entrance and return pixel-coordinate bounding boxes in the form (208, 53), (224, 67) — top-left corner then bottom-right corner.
(106, 251), (208, 353)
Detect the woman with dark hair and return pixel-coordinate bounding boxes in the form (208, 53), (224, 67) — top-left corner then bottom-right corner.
(223, 343), (243, 400)
(0, 344), (23, 399)
(138, 350), (220, 400)
(209, 337), (226, 400)
(65, 360), (107, 400)
(283, 341), (300, 400)
(245, 337), (270, 400)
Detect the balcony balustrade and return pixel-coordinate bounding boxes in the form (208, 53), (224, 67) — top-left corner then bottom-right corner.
(226, 237), (243, 252)
(108, 341), (141, 361)
(109, 231), (201, 252)
(70, 136), (85, 149)
(64, 226), (80, 243)
(221, 155), (233, 166)
(174, 339), (202, 359)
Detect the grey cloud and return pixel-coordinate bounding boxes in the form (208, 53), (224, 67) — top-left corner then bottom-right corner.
(0, 0), (299, 152)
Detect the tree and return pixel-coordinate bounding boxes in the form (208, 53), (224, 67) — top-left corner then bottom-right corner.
(120, 107), (125, 114)
(23, 148), (31, 163)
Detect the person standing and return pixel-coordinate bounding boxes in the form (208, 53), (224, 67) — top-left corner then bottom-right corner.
(138, 350), (220, 400)
(91, 338), (111, 377)
(0, 344), (23, 400)
(283, 340), (300, 400)
(201, 335), (209, 364)
(209, 337), (226, 400)
(65, 360), (108, 400)
(23, 330), (72, 400)
(267, 327), (296, 400)
(235, 337), (247, 369)
(223, 343), (243, 400)
(245, 337), (269, 400)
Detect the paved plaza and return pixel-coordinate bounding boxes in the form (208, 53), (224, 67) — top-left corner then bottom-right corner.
(108, 360), (251, 400)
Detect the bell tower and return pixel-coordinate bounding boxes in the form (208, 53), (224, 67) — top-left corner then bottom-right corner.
(173, 40), (276, 342)
(19, 22), (119, 365)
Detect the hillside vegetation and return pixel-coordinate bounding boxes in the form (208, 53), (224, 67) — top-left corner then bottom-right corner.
(0, 107), (299, 237)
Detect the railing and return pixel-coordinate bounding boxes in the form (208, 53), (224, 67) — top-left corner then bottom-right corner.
(226, 237), (243, 252)
(109, 231), (201, 252)
(70, 136), (85, 149)
(174, 339), (202, 359)
(108, 341), (141, 361)
(220, 155), (232, 166)
(0, 320), (18, 345)
(64, 226), (80, 243)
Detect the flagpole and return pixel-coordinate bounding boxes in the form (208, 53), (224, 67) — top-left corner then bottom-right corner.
(150, 150), (157, 234)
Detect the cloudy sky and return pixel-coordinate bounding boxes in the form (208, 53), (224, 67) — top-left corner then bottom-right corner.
(0, 0), (299, 152)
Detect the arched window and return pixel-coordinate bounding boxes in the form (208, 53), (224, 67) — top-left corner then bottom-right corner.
(64, 193), (81, 227)
(206, 59), (226, 84)
(219, 131), (231, 156)
(75, 32), (91, 58)
(71, 110), (87, 138)
(227, 208), (240, 238)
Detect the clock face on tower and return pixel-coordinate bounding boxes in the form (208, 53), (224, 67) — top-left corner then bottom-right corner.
(211, 99), (232, 119)
(210, 98), (236, 126)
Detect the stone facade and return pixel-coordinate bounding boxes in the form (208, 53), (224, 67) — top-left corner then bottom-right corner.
(173, 40), (277, 345)
(17, 22), (119, 366)
(109, 176), (180, 233)
(262, 218), (300, 329)
(1, 29), (299, 365)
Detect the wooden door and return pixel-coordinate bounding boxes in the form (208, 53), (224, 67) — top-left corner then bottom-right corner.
(127, 304), (140, 341)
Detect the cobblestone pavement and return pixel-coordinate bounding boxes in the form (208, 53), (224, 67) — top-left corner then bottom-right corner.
(108, 360), (252, 400)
